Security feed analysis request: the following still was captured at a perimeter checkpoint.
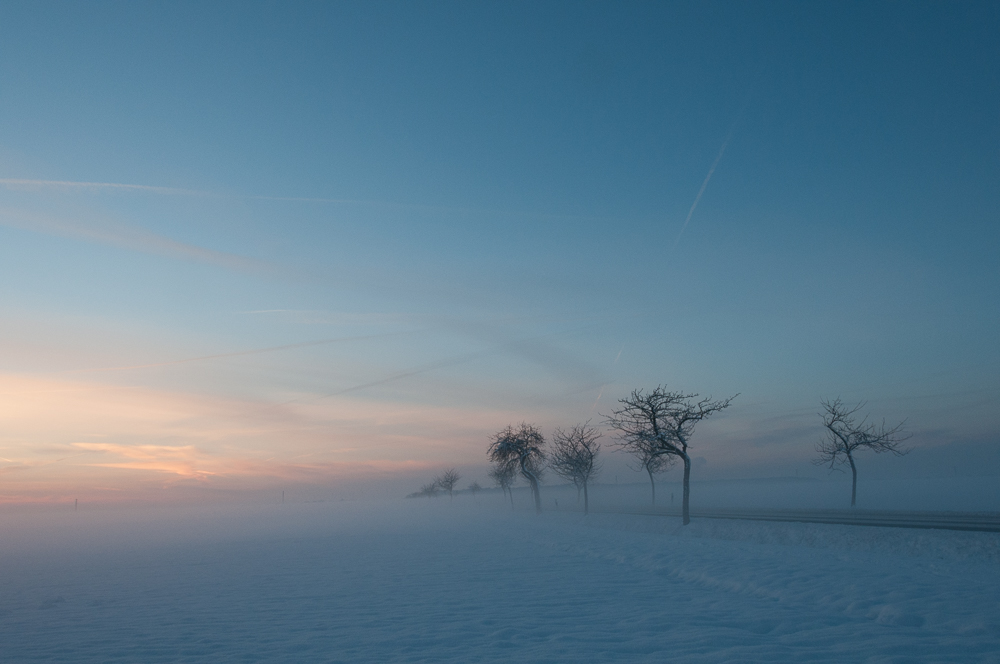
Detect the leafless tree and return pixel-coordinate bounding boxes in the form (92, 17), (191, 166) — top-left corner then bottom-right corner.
(814, 398), (910, 507)
(488, 464), (516, 508)
(412, 482), (439, 498)
(488, 423), (546, 513)
(435, 468), (461, 498)
(612, 427), (676, 507)
(467, 481), (482, 497)
(549, 423), (602, 515)
(605, 386), (735, 525)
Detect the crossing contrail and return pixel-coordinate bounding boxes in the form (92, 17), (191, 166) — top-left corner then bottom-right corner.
(281, 347), (500, 406)
(282, 327), (602, 406)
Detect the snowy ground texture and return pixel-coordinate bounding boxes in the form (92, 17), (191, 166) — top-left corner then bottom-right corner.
(2, 499), (999, 663)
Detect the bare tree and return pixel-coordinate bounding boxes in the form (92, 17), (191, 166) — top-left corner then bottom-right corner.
(488, 423), (546, 513)
(435, 468), (461, 499)
(605, 386), (735, 525)
(488, 463), (516, 508)
(612, 427), (676, 507)
(814, 398), (910, 507)
(409, 482), (439, 498)
(549, 423), (602, 515)
(467, 481), (482, 497)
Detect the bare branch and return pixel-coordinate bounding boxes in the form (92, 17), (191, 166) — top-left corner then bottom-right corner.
(815, 398), (911, 506)
(434, 468), (461, 498)
(488, 464), (516, 491)
(549, 422), (602, 514)
(407, 482), (439, 498)
(604, 386), (736, 524)
(487, 463), (517, 509)
(815, 398), (911, 467)
(487, 423), (547, 513)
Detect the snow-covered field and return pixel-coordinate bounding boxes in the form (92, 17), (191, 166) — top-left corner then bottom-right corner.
(2, 497), (999, 663)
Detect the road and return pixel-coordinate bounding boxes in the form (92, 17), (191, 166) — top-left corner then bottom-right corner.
(584, 506), (1000, 532)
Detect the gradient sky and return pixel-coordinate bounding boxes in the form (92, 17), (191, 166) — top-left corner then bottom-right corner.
(1, 1), (998, 502)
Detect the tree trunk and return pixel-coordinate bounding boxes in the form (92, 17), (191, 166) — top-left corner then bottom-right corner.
(508, 487), (514, 509)
(682, 453), (691, 525)
(583, 481), (589, 516)
(647, 466), (656, 506)
(848, 453), (857, 507)
(520, 459), (542, 513)
(528, 476), (541, 513)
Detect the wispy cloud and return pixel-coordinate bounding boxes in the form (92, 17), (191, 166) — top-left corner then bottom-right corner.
(238, 309), (416, 327)
(0, 372), (514, 465)
(1, 178), (632, 225)
(0, 207), (275, 274)
(65, 332), (408, 374)
(73, 442), (212, 478)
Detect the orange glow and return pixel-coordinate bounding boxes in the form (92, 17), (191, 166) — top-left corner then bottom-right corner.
(0, 372), (513, 504)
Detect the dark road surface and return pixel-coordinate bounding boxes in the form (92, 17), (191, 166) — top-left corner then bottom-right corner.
(585, 506), (1000, 532)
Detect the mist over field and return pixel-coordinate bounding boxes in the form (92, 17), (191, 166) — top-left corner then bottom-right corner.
(2, 0), (1000, 661)
(3, 491), (999, 663)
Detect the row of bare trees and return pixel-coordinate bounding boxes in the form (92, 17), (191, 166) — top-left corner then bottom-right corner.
(484, 387), (909, 523)
(484, 388), (735, 524)
(413, 386), (910, 520)
(410, 468), (486, 499)
(487, 422), (603, 514)
(410, 468), (463, 498)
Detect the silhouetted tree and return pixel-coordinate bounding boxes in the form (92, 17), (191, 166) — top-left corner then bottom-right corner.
(606, 387), (735, 525)
(549, 423), (602, 515)
(612, 427), (676, 506)
(488, 423), (546, 513)
(435, 468), (461, 498)
(467, 481), (482, 497)
(488, 464), (516, 508)
(411, 482), (438, 498)
(815, 398), (910, 507)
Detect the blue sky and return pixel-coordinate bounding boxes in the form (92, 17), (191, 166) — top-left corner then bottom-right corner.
(1, 1), (998, 500)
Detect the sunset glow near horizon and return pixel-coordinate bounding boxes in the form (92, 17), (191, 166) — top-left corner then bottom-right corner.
(1, 2), (998, 504)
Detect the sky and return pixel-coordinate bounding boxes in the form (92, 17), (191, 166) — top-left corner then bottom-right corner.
(1, 0), (998, 503)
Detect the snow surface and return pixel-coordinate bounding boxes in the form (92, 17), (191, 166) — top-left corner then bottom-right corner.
(2, 498), (999, 663)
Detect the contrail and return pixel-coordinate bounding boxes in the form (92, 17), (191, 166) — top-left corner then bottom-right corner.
(0, 179), (626, 225)
(283, 328), (598, 406)
(671, 100), (750, 252)
(281, 347), (500, 405)
(437, 317), (603, 386)
(65, 332), (405, 374)
(671, 128), (736, 252)
(589, 386), (606, 413)
(0, 178), (207, 196)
